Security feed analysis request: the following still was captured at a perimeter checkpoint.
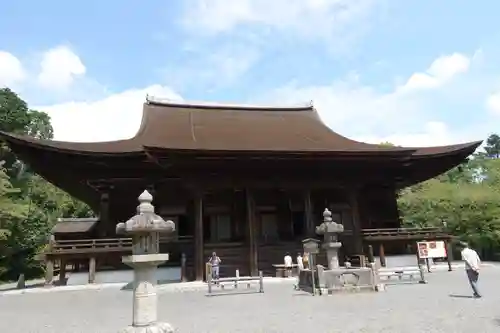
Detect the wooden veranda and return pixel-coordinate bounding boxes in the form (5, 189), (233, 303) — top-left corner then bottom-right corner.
(42, 227), (454, 285)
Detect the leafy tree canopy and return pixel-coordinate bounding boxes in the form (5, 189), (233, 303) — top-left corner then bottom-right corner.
(0, 88), (93, 282)
(398, 148), (500, 260)
(485, 133), (500, 158)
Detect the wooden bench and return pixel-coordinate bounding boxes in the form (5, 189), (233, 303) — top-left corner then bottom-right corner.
(207, 269), (264, 295)
(272, 264), (298, 277)
(378, 266), (427, 284)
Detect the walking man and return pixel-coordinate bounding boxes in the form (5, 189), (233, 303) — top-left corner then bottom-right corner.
(459, 241), (482, 298)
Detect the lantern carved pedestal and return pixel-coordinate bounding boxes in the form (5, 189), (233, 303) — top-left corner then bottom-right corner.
(299, 208), (378, 295)
(316, 208), (344, 270)
(117, 190), (176, 333)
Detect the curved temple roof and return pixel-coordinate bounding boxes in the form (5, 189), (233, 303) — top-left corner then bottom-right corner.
(0, 99), (482, 207)
(0, 99), (482, 157)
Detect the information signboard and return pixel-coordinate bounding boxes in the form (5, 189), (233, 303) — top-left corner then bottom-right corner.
(417, 241), (447, 259)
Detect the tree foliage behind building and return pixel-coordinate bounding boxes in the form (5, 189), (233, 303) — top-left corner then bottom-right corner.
(0, 88), (93, 282)
(397, 135), (500, 260)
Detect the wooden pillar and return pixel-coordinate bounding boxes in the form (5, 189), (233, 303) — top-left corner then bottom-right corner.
(181, 253), (187, 282)
(194, 194), (204, 281)
(445, 239), (453, 271)
(379, 243), (386, 267)
(98, 192), (110, 238)
(59, 259), (67, 285)
(44, 235), (55, 287)
(88, 256), (96, 284)
(348, 187), (363, 254)
(304, 190), (315, 237)
(367, 244), (374, 263)
(277, 190), (292, 240)
(246, 189), (258, 276)
(44, 258), (54, 287)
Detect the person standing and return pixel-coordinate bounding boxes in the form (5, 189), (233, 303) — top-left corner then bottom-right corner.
(296, 252), (304, 271)
(284, 253), (293, 277)
(294, 252), (304, 290)
(208, 252), (222, 280)
(459, 241), (482, 298)
(302, 252), (310, 269)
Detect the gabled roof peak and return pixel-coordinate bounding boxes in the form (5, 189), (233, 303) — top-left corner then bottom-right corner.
(145, 95), (314, 111)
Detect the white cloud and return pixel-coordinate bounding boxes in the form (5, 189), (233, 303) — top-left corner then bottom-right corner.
(3, 44), (484, 147)
(486, 91), (500, 115)
(357, 121), (453, 147)
(397, 53), (471, 94)
(266, 52), (480, 146)
(0, 51), (26, 87)
(0, 45), (184, 143)
(37, 46), (86, 90)
(38, 85), (182, 142)
(37, 50), (476, 147)
(181, 0), (378, 41)
(163, 43), (260, 90)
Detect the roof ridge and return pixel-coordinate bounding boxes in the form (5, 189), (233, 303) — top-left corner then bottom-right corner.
(145, 95), (314, 111)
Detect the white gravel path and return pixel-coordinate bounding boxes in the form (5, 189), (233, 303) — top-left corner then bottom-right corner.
(1, 265), (499, 333)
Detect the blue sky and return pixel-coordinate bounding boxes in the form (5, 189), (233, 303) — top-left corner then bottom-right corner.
(1, 0), (499, 146)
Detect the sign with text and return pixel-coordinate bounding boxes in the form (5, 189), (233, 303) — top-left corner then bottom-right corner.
(417, 241), (447, 259)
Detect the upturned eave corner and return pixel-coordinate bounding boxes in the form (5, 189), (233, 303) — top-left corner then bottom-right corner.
(411, 140), (483, 158)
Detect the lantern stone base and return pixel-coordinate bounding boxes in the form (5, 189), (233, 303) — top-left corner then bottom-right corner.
(297, 265), (378, 295)
(119, 254), (173, 333)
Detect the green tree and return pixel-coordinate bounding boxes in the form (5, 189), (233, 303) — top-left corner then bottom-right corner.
(0, 88), (94, 282)
(26, 110), (54, 140)
(398, 153), (500, 260)
(485, 133), (500, 158)
(0, 168), (30, 278)
(0, 88), (31, 134)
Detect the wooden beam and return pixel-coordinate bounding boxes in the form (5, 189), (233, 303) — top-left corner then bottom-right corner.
(88, 256), (96, 284)
(363, 235), (452, 241)
(194, 194), (204, 281)
(348, 188), (363, 254)
(379, 243), (386, 267)
(245, 189), (259, 276)
(304, 189), (315, 237)
(97, 192), (110, 237)
(277, 190), (292, 239)
(59, 259), (67, 285)
(445, 240), (453, 271)
(44, 259), (54, 287)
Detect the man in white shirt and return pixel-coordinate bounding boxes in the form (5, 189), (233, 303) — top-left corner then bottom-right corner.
(284, 253), (293, 277)
(459, 242), (482, 298)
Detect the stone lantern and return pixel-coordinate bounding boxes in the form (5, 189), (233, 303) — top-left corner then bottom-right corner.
(316, 208), (344, 269)
(116, 190), (176, 333)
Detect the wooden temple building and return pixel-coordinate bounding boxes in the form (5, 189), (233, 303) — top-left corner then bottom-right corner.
(0, 98), (481, 282)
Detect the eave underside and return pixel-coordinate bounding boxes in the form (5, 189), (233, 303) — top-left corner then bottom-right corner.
(0, 134), (480, 211)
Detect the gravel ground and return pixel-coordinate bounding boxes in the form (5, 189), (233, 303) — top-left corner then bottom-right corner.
(1, 266), (499, 333)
